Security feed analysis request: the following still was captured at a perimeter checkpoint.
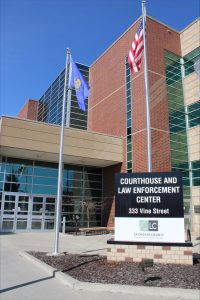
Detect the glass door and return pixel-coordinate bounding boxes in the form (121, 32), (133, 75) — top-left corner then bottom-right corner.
(44, 197), (55, 230)
(1, 193), (16, 231)
(31, 196), (44, 230)
(0, 193), (31, 232)
(0, 193), (56, 232)
(16, 195), (30, 230)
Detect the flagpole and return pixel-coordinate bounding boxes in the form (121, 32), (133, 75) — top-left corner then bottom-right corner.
(142, 0), (152, 172)
(53, 48), (71, 255)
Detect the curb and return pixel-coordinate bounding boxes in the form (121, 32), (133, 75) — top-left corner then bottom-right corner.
(20, 251), (200, 299)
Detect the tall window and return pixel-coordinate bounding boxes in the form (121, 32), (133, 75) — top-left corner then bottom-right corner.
(164, 50), (191, 222)
(125, 59), (133, 172)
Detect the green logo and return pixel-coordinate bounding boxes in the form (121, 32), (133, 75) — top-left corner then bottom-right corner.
(139, 220), (148, 231)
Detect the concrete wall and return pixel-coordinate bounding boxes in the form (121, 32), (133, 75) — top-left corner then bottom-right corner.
(181, 18), (200, 238)
(180, 18), (200, 56)
(0, 116), (122, 168)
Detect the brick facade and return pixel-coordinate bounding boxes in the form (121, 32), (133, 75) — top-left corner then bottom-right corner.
(107, 242), (193, 265)
(18, 99), (38, 121)
(89, 17), (181, 173)
(89, 17), (182, 227)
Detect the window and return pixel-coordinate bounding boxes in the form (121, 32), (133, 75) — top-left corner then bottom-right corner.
(125, 59), (132, 172)
(194, 205), (200, 214)
(184, 47), (200, 76)
(188, 101), (200, 128)
(192, 160), (200, 186)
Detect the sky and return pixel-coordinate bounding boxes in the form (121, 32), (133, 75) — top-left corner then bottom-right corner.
(0, 0), (199, 116)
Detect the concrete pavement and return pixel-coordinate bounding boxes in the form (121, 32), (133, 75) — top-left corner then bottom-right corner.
(0, 232), (199, 300)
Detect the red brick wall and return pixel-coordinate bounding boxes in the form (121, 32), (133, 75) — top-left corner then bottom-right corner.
(89, 17), (181, 173)
(89, 17), (182, 227)
(18, 99), (38, 120)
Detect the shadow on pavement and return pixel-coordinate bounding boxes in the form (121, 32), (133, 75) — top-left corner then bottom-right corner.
(0, 270), (59, 294)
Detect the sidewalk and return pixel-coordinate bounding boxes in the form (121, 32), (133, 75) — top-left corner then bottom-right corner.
(0, 232), (199, 300)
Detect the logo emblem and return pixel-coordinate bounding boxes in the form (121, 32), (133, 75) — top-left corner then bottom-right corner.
(139, 220), (158, 231)
(74, 78), (81, 89)
(149, 220), (158, 231)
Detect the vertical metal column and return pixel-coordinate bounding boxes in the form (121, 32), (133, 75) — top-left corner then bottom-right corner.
(54, 48), (71, 255)
(142, 0), (152, 172)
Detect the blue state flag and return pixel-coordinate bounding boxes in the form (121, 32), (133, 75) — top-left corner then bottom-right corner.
(69, 55), (89, 111)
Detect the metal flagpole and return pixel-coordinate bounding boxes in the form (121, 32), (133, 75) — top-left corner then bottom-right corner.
(142, 0), (152, 172)
(53, 48), (71, 255)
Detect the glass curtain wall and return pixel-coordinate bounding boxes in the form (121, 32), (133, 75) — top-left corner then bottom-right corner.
(37, 63), (89, 130)
(0, 157), (102, 228)
(164, 50), (191, 227)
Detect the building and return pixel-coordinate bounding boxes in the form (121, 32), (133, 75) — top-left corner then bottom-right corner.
(0, 16), (199, 239)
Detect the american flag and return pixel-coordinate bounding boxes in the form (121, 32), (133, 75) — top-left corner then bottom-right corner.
(128, 20), (144, 74)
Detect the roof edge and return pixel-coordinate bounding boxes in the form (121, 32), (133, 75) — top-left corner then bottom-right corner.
(180, 17), (200, 34)
(90, 15), (180, 67)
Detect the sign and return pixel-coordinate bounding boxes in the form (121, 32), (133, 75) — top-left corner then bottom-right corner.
(115, 172), (185, 243)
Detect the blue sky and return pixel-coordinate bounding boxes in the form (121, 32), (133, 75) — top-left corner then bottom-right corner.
(0, 0), (199, 116)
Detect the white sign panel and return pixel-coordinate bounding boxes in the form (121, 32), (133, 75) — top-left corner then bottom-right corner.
(115, 217), (185, 243)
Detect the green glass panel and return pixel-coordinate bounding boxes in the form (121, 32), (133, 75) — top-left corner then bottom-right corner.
(193, 178), (200, 186)
(192, 161), (200, 169)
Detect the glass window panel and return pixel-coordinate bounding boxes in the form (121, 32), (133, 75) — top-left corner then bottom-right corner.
(31, 221), (42, 230)
(6, 157), (33, 166)
(33, 176), (57, 185)
(17, 202), (28, 212)
(127, 103), (131, 112)
(4, 202), (15, 211)
(44, 221), (54, 230)
(2, 220), (14, 230)
(32, 185), (57, 195)
(84, 181), (102, 189)
(45, 204), (55, 212)
(32, 203), (43, 214)
(127, 111), (131, 120)
(127, 152), (132, 161)
(34, 167), (58, 177)
(0, 182), (3, 192)
(127, 119), (131, 127)
(16, 220), (27, 230)
(194, 205), (200, 214)
(189, 117), (200, 128)
(84, 174), (102, 182)
(84, 189), (102, 197)
(46, 197), (56, 203)
(18, 184), (32, 194)
(127, 136), (132, 144)
(5, 195), (16, 202)
(33, 197), (43, 203)
(192, 161), (200, 169)
(127, 162), (132, 169)
(127, 127), (132, 135)
(193, 178), (200, 186)
(127, 143), (132, 152)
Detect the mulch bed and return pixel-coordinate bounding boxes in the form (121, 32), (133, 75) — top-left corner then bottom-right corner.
(29, 251), (200, 290)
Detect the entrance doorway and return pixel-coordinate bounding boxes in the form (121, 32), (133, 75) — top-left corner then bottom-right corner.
(0, 192), (56, 232)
